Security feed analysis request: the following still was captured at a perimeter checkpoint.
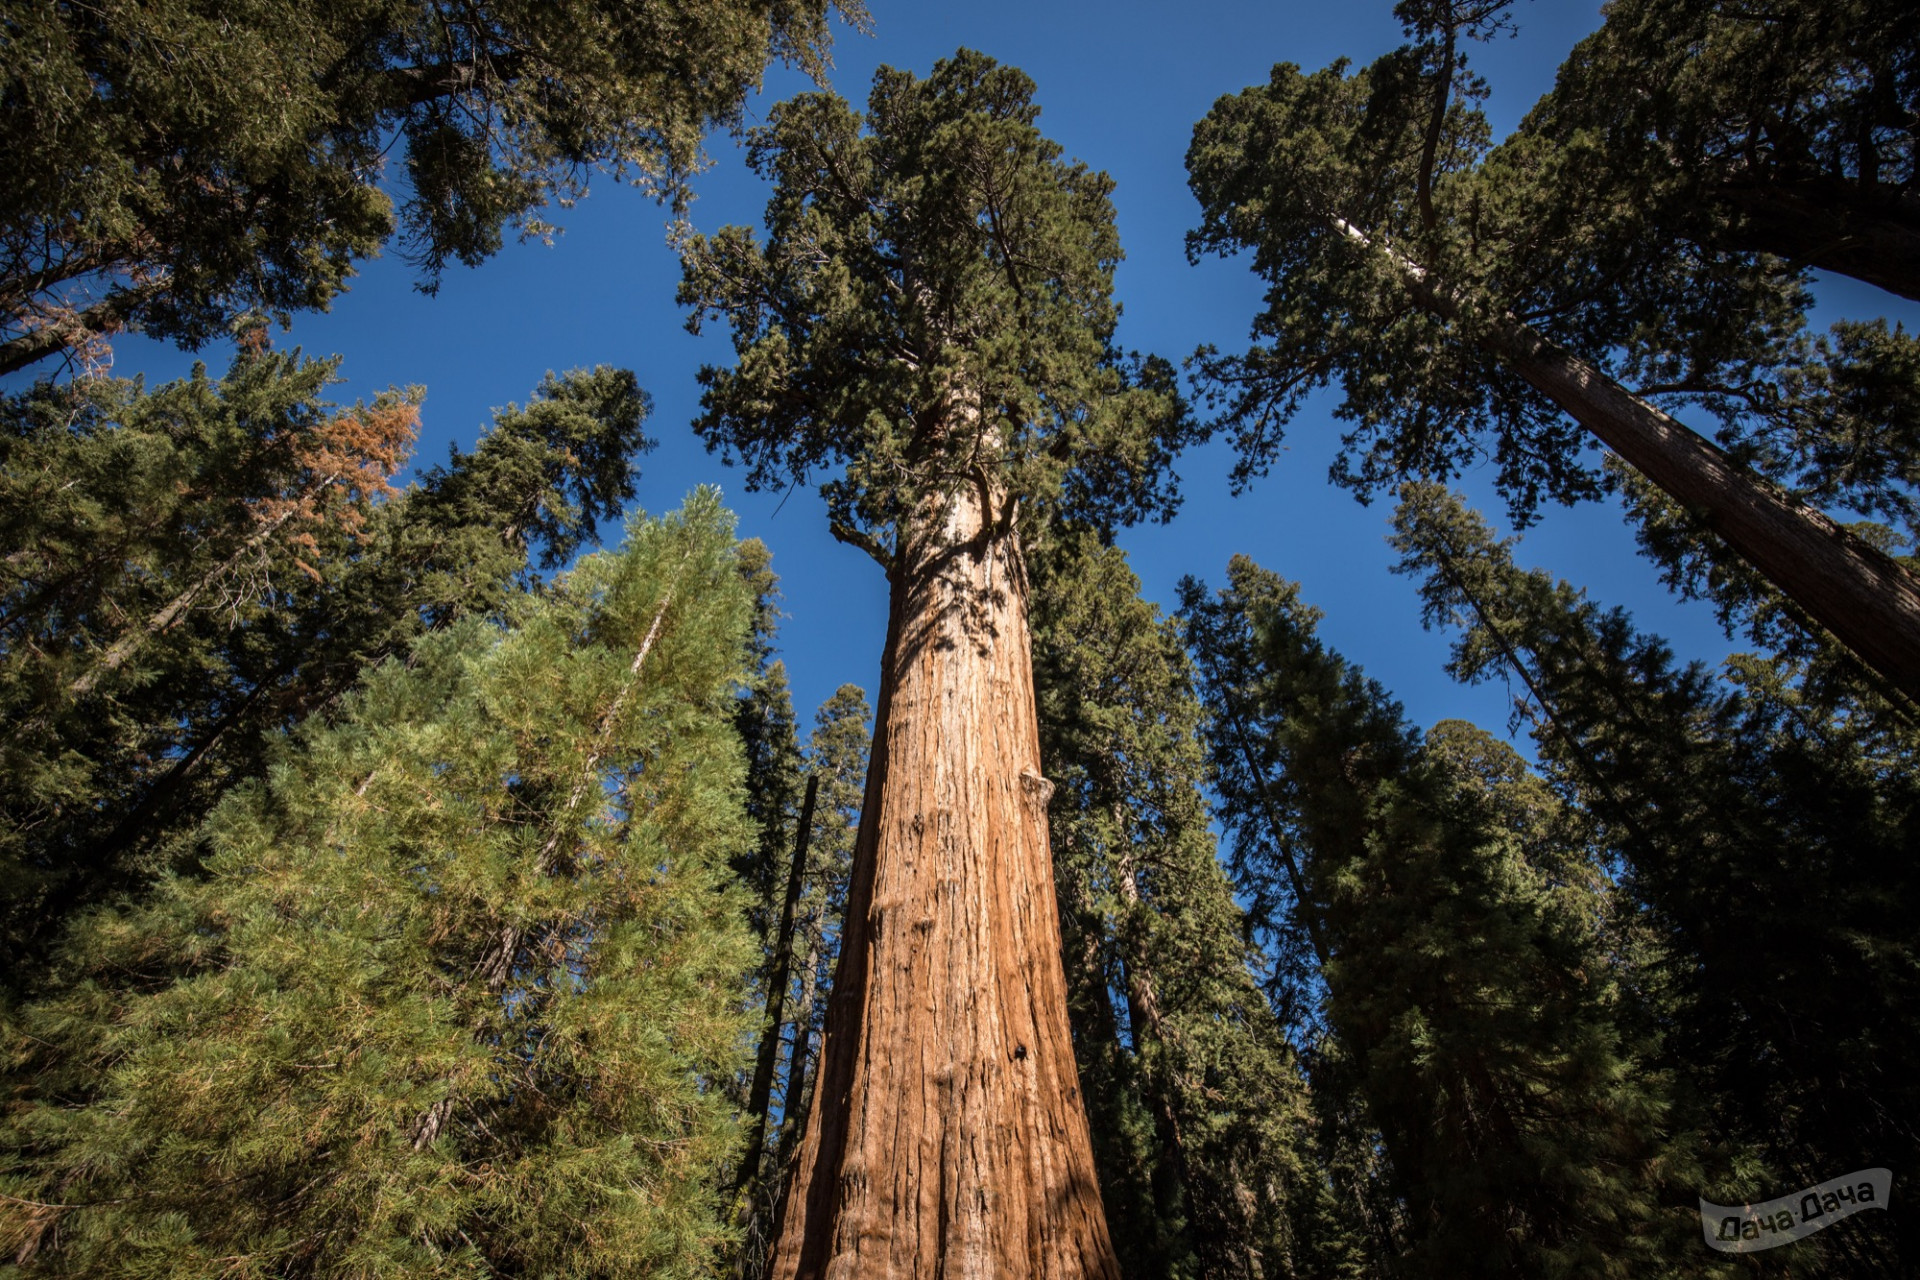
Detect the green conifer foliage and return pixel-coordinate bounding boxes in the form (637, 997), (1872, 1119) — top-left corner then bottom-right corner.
(734, 684), (868, 1279)
(1391, 482), (1920, 1276)
(726, 540), (805, 1264)
(1527, 0), (1920, 304)
(1184, 2), (1920, 703)
(731, 540), (806, 951)
(677, 48), (1196, 554)
(0, 491), (755, 1276)
(0, 0), (865, 374)
(1031, 530), (1318, 1280)
(0, 356), (652, 982)
(1182, 558), (1684, 1278)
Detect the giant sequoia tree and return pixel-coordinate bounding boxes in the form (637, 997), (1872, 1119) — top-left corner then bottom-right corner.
(0, 0), (863, 375)
(679, 50), (1195, 1278)
(1185, 0), (1920, 704)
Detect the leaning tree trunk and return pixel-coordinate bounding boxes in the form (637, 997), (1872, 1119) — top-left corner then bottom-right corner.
(1333, 218), (1920, 707)
(769, 478), (1119, 1280)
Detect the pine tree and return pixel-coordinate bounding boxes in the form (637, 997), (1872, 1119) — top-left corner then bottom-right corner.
(0, 491), (757, 1276)
(1183, 1), (1920, 703)
(1030, 530), (1322, 1280)
(1182, 557), (1686, 1278)
(678, 49), (1197, 1278)
(1390, 482), (1920, 1275)
(0, 353), (654, 984)
(0, 0), (864, 375)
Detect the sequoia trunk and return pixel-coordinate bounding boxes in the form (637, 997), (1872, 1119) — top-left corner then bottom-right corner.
(769, 480), (1119, 1280)
(1333, 218), (1920, 707)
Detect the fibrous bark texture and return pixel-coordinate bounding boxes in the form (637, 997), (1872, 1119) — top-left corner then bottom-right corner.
(770, 482), (1118, 1280)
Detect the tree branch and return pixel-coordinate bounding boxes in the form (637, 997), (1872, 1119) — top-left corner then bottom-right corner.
(829, 521), (892, 570)
(0, 291), (147, 379)
(378, 52), (534, 111)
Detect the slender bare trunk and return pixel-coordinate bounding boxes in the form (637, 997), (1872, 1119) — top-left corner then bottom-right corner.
(777, 928), (825, 1166)
(1335, 218), (1920, 706)
(66, 501), (313, 699)
(770, 478), (1118, 1280)
(739, 774), (821, 1200)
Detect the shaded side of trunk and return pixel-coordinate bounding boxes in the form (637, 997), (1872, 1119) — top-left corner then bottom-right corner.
(770, 481), (1118, 1280)
(1714, 176), (1920, 303)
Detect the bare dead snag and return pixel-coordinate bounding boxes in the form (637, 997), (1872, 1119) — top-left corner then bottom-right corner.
(738, 773), (822, 1202)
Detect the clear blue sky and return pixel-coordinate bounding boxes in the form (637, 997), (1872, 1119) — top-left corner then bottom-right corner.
(72, 0), (1917, 743)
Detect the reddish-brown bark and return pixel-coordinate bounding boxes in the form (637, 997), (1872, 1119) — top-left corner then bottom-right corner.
(769, 478), (1119, 1280)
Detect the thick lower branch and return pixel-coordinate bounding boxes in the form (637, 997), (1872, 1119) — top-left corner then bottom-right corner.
(0, 291), (145, 378)
(1712, 175), (1920, 303)
(828, 521), (893, 571)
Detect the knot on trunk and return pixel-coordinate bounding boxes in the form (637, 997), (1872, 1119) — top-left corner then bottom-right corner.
(1019, 765), (1054, 808)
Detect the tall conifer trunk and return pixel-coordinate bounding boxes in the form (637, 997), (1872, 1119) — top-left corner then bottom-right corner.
(679, 51), (1193, 1279)
(772, 479), (1118, 1280)
(1331, 218), (1920, 705)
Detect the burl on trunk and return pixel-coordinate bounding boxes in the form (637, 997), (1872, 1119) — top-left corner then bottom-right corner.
(770, 482), (1119, 1280)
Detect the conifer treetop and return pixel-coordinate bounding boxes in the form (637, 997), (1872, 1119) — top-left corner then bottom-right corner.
(678, 49), (1198, 562)
(1182, 1), (1902, 527)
